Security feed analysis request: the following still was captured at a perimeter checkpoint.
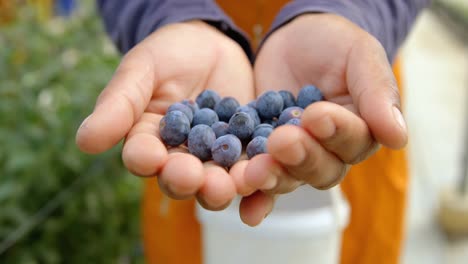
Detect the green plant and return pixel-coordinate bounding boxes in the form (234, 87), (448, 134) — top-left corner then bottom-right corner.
(0, 4), (143, 264)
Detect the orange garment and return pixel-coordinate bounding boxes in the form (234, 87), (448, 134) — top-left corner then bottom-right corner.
(339, 58), (408, 264)
(142, 2), (408, 264)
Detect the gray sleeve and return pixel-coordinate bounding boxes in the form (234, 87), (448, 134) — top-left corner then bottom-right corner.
(268, 0), (431, 62)
(96, 0), (252, 58)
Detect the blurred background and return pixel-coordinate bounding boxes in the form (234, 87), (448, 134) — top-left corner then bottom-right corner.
(402, 0), (468, 263)
(0, 1), (144, 263)
(0, 0), (467, 263)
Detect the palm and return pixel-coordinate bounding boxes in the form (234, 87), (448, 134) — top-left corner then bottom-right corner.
(142, 22), (254, 114)
(77, 21), (254, 210)
(255, 14), (365, 111)
(237, 14), (407, 226)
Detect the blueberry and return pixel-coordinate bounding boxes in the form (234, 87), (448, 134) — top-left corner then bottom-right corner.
(279, 90), (297, 109)
(192, 108), (219, 127)
(159, 110), (191, 147)
(181, 99), (199, 114)
(246, 136), (268, 159)
(188, 124), (216, 161)
(247, 99), (257, 109)
(228, 112), (255, 140)
(286, 118), (301, 126)
(211, 121), (229, 138)
(253, 124), (274, 138)
(263, 118), (279, 128)
(196, 90), (221, 109)
(256, 91), (284, 120)
(214, 96), (240, 122)
(236, 105), (261, 127)
(211, 134), (242, 167)
(296, 85), (323, 109)
(167, 102), (193, 123)
(278, 106), (304, 125)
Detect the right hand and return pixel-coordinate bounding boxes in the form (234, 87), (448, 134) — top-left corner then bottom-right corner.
(238, 14), (408, 226)
(76, 21), (254, 210)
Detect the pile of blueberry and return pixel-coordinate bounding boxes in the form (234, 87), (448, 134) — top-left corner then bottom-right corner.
(159, 85), (323, 168)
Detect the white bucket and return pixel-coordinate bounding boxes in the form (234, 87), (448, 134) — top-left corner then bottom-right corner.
(196, 185), (350, 264)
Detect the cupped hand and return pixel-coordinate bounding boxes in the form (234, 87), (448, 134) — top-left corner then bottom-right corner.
(76, 21), (254, 210)
(238, 14), (408, 226)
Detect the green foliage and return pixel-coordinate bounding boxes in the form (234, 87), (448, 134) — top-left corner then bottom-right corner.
(0, 5), (144, 264)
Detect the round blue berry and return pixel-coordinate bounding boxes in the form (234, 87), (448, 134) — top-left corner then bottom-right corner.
(228, 112), (255, 140)
(262, 118), (279, 128)
(211, 135), (242, 167)
(246, 136), (268, 159)
(214, 96), (240, 122)
(247, 99), (257, 109)
(180, 99), (199, 114)
(297, 85), (323, 109)
(286, 118), (301, 126)
(236, 105), (261, 127)
(188, 124), (216, 161)
(192, 108), (219, 127)
(279, 90), (297, 109)
(159, 110), (191, 147)
(278, 106), (304, 125)
(256, 91), (284, 120)
(253, 124), (274, 138)
(211, 121), (229, 138)
(196, 90), (221, 109)
(167, 102), (193, 123)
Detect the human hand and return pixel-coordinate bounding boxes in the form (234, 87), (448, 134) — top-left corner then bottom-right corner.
(76, 21), (254, 210)
(237, 14), (408, 226)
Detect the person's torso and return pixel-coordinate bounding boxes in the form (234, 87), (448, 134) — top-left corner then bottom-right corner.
(216, 0), (290, 48)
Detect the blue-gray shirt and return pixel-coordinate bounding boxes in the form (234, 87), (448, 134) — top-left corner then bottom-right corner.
(96, 0), (430, 62)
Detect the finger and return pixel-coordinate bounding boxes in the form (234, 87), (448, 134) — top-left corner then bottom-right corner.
(122, 113), (168, 176)
(76, 45), (157, 154)
(347, 36), (407, 149)
(229, 160), (256, 196)
(196, 162), (237, 211)
(239, 191), (275, 227)
(267, 125), (349, 189)
(302, 101), (379, 164)
(158, 152), (205, 200)
(244, 154), (302, 194)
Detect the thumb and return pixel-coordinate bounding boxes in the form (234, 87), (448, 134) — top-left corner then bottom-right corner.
(347, 36), (408, 149)
(76, 47), (156, 154)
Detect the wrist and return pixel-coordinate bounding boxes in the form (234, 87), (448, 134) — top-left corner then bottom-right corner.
(266, 1), (366, 39)
(174, 19), (253, 62)
(264, 12), (366, 47)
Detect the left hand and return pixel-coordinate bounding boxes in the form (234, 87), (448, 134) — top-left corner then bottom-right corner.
(235, 13), (408, 226)
(76, 21), (254, 211)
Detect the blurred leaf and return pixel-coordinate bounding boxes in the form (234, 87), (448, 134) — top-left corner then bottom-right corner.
(0, 1), (143, 263)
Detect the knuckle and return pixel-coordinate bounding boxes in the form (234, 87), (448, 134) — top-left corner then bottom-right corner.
(263, 180), (302, 195)
(346, 140), (380, 165)
(312, 164), (349, 190)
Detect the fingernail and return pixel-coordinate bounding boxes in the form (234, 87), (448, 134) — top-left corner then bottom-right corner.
(285, 140), (306, 167)
(78, 115), (92, 130)
(313, 116), (336, 139)
(260, 174), (277, 190)
(392, 106), (407, 133)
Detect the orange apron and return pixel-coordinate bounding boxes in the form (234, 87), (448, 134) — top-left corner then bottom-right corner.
(142, 2), (408, 263)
